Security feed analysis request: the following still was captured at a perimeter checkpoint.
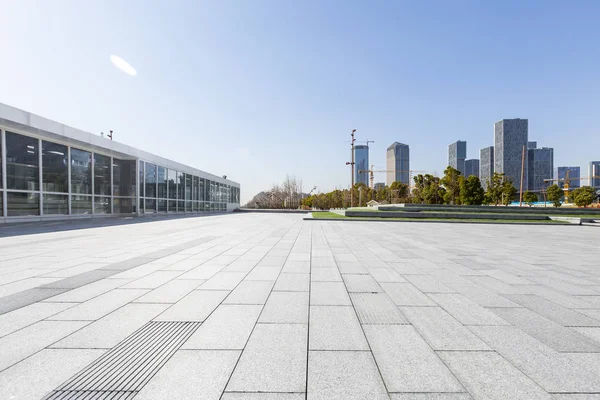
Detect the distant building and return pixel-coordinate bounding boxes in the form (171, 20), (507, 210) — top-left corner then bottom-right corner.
(590, 161), (600, 188)
(354, 145), (369, 187)
(386, 142), (410, 186)
(464, 159), (480, 178)
(374, 182), (386, 191)
(527, 141), (537, 149)
(555, 166), (581, 189)
(448, 141), (467, 175)
(495, 119), (528, 190)
(480, 146), (494, 189)
(527, 147), (553, 192)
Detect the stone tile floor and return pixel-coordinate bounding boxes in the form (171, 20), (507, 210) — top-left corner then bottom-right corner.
(0, 213), (600, 399)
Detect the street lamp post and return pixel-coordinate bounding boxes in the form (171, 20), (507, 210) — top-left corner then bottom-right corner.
(346, 129), (356, 208)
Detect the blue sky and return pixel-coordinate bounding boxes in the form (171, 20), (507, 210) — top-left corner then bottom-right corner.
(1, 0), (599, 202)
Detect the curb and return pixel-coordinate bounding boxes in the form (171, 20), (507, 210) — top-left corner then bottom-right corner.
(303, 217), (579, 226)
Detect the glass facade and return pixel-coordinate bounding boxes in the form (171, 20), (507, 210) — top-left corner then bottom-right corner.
(0, 128), (239, 219)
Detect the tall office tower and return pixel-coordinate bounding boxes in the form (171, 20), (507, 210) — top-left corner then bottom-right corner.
(464, 159), (480, 178)
(480, 146), (494, 189)
(555, 166), (581, 189)
(527, 147), (554, 192)
(494, 119), (528, 190)
(354, 145), (369, 187)
(448, 141), (467, 175)
(386, 142), (410, 185)
(589, 161), (600, 188)
(527, 141), (537, 149)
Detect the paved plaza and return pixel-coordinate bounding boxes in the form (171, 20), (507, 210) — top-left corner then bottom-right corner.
(1, 214), (600, 399)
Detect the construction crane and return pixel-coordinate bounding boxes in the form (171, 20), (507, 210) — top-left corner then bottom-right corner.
(543, 173), (600, 203)
(358, 165), (426, 189)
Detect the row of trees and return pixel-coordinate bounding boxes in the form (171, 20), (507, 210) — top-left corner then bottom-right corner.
(302, 166), (598, 210)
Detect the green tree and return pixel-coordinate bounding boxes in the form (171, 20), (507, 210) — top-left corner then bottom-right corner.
(441, 166), (462, 205)
(572, 186), (595, 208)
(546, 184), (563, 207)
(460, 175), (485, 205)
(413, 174), (446, 204)
(501, 180), (517, 206)
(484, 172), (505, 205)
(389, 181), (409, 203)
(523, 191), (538, 207)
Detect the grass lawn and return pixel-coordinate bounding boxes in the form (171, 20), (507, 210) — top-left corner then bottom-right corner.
(310, 212), (570, 224)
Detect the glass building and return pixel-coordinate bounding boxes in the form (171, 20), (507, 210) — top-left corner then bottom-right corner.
(354, 145), (369, 187)
(0, 102), (240, 221)
(448, 140), (467, 175)
(386, 142), (410, 186)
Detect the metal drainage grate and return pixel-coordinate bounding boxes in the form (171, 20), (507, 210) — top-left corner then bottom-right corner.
(44, 321), (200, 400)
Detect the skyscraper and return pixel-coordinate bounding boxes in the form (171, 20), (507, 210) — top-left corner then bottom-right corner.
(448, 141), (467, 175)
(464, 159), (480, 178)
(527, 146), (554, 192)
(480, 146), (494, 189)
(555, 166), (580, 189)
(589, 161), (600, 188)
(386, 142), (410, 185)
(354, 145), (369, 187)
(494, 119), (528, 190)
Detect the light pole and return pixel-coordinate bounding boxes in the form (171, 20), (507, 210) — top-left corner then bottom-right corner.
(346, 129), (356, 208)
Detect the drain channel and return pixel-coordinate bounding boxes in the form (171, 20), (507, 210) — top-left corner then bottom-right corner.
(44, 321), (200, 399)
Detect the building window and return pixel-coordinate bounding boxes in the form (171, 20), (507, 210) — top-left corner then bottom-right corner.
(168, 200), (177, 212)
(168, 169), (177, 202)
(193, 176), (199, 201)
(113, 159), (135, 197)
(7, 192), (39, 216)
(177, 171), (185, 201)
(42, 141), (68, 193)
(157, 166), (167, 199)
(0, 193), (2, 217)
(94, 153), (112, 196)
(71, 148), (92, 194)
(114, 197), (133, 214)
(6, 131), (39, 191)
(94, 196), (111, 214)
(144, 163), (157, 199)
(71, 195), (92, 214)
(157, 199), (167, 212)
(145, 199), (156, 213)
(43, 194), (68, 215)
(185, 174), (192, 201)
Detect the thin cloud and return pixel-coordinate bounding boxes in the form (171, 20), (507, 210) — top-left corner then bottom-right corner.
(110, 55), (137, 76)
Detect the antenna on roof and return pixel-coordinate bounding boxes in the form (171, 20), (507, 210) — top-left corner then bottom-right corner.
(107, 130), (113, 140)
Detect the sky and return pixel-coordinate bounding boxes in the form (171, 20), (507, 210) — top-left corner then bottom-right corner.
(1, 0), (599, 203)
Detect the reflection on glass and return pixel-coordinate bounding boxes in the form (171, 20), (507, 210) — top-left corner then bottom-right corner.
(177, 171), (185, 200)
(43, 194), (68, 215)
(193, 176), (199, 201)
(0, 193), (2, 216)
(199, 178), (205, 201)
(145, 199), (156, 213)
(41, 141), (68, 193)
(113, 159), (135, 197)
(114, 198), (133, 214)
(94, 153), (111, 196)
(193, 201), (198, 212)
(186, 201), (192, 212)
(7, 192), (39, 216)
(145, 163), (157, 198)
(157, 166), (167, 199)
(168, 200), (177, 212)
(168, 169), (177, 199)
(158, 199), (167, 212)
(71, 148), (92, 194)
(71, 195), (92, 214)
(95, 197), (111, 214)
(185, 174), (192, 200)
(139, 160), (144, 197)
(6, 131), (39, 191)
(0, 134), (2, 189)
(178, 200), (184, 212)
